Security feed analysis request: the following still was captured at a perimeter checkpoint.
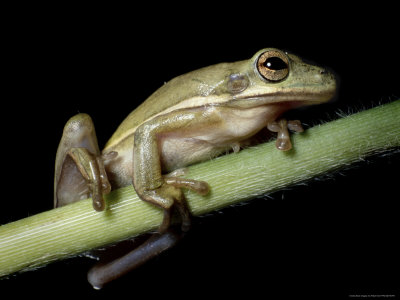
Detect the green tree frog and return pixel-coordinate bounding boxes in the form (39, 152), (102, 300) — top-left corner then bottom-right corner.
(54, 48), (336, 287)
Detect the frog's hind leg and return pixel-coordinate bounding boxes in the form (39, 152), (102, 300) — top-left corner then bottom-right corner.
(54, 113), (114, 211)
(87, 228), (184, 290)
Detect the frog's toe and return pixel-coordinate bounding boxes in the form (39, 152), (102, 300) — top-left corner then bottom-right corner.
(158, 209), (172, 234)
(92, 193), (106, 211)
(164, 177), (210, 196)
(287, 120), (304, 132)
(174, 199), (191, 232)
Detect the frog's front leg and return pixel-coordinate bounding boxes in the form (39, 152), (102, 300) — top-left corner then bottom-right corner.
(133, 111), (210, 233)
(54, 114), (115, 211)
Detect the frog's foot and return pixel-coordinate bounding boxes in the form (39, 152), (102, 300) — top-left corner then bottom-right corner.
(140, 178), (209, 233)
(65, 149), (116, 211)
(267, 119), (304, 151)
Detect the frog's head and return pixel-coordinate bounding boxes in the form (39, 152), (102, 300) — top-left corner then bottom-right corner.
(224, 48), (337, 109)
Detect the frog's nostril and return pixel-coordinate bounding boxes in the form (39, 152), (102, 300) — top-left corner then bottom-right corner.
(320, 69), (327, 75)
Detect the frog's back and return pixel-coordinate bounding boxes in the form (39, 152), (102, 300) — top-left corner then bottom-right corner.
(104, 61), (242, 150)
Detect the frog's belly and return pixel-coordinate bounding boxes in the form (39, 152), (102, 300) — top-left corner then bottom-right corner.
(160, 137), (231, 172)
(159, 105), (278, 171)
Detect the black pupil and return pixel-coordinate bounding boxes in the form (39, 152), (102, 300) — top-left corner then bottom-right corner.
(263, 57), (287, 70)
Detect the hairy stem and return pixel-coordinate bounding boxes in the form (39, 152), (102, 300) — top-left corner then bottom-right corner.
(1, 100), (399, 277)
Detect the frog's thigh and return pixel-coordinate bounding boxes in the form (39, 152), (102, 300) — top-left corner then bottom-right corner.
(55, 113), (101, 157)
(54, 114), (105, 209)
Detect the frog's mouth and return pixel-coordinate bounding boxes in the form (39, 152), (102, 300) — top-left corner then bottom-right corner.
(228, 91), (335, 109)
(229, 73), (338, 108)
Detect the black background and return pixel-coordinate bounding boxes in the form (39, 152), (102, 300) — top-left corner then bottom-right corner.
(1, 4), (399, 299)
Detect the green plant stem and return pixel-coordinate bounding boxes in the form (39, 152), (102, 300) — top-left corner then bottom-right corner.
(1, 100), (399, 277)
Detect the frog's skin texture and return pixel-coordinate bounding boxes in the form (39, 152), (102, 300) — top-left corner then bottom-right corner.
(54, 48), (336, 288)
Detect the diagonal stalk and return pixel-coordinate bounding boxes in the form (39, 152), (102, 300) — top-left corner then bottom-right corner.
(0, 100), (399, 277)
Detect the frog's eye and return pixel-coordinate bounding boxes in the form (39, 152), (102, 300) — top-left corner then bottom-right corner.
(257, 50), (289, 82)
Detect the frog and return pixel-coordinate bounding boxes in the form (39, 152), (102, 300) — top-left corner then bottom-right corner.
(54, 48), (337, 288)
